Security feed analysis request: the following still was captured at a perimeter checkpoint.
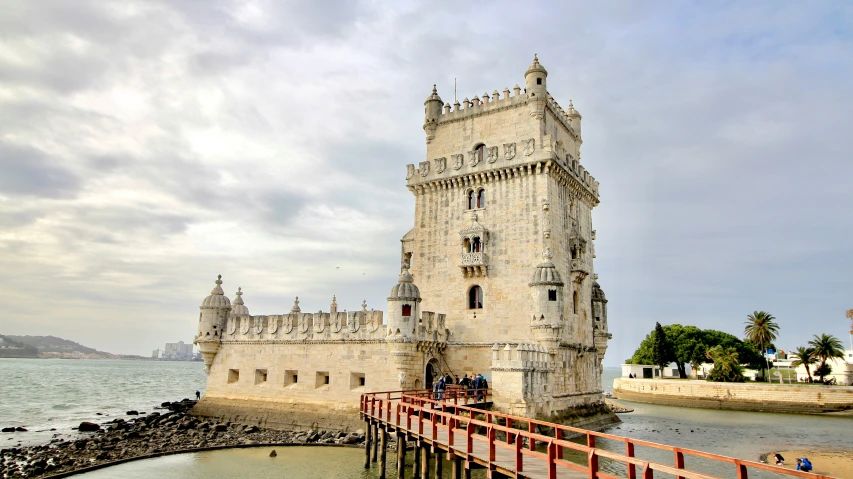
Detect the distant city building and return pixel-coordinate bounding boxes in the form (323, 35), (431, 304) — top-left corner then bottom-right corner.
(160, 341), (194, 360)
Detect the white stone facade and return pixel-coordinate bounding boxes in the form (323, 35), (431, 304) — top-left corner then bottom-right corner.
(194, 56), (610, 429)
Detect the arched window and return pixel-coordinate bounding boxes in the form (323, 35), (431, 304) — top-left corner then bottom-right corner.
(573, 291), (579, 313)
(477, 189), (485, 208)
(469, 286), (483, 309)
(471, 237), (481, 253)
(467, 190), (475, 210)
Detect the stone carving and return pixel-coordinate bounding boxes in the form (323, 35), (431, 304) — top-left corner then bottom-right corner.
(331, 313), (344, 333)
(504, 142), (516, 160)
(451, 154), (463, 170)
(542, 198), (551, 239)
(268, 316), (278, 334)
(486, 146), (498, 163)
(240, 317), (250, 334)
(398, 372), (406, 386)
(406, 164), (415, 180)
(348, 311), (360, 332)
(228, 318), (236, 335)
(523, 138), (535, 156)
(419, 161), (430, 177)
(254, 317), (263, 334)
(434, 157), (446, 173)
(468, 150), (480, 167)
(314, 313), (325, 333)
(283, 315), (294, 334)
(299, 313), (310, 333)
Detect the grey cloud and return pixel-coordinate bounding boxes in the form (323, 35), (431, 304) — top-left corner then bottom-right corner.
(0, 142), (81, 198)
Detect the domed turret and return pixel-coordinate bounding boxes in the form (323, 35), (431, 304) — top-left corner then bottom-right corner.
(591, 280), (608, 331)
(424, 84), (443, 144)
(195, 275), (232, 373)
(529, 254), (563, 286)
(567, 99), (582, 137)
(386, 262), (421, 338)
(230, 287), (249, 317)
(525, 54), (548, 102)
(529, 249), (564, 345)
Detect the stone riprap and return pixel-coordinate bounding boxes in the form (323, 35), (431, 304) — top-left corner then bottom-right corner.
(0, 399), (366, 479)
(612, 378), (853, 413)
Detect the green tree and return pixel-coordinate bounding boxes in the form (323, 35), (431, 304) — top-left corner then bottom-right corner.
(808, 333), (845, 383)
(790, 346), (818, 383)
(743, 311), (780, 381)
(705, 345), (745, 382)
(814, 363), (832, 383)
(651, 322), (673, 373)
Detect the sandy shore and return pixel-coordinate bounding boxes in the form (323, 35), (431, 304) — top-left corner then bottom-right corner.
(768, 450), (853, 478)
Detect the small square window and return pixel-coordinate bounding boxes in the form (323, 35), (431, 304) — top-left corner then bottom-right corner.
(536, 78), (542, 85)
(228, 369), (239, 384)
(350, 372), (366, 390)
(548, 289), (557, 301)
(254, 369), (268, 385)
(316, 371), (330, 388)
(284, 369), (298, 386)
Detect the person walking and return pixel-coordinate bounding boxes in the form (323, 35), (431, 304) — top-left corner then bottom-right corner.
(195, 390), (201, 400)
(436, 375), (446, 400)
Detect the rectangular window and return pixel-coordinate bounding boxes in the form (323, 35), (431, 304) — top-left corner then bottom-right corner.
(284, 370), (298, 386)
(316, 371), (330, 388)
(548, 289), (557, 301)
(537, 78), (542, 85)
(402, 304), (412, 316)
(350, 372), (366, 390)
(254, 369), (268, 385)
(228, 369), (239, 384)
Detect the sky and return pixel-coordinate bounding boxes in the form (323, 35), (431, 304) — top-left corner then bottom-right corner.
(1, 1), (852, 364)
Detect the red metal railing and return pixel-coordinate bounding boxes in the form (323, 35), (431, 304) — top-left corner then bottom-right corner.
(361, 389), (833, 479)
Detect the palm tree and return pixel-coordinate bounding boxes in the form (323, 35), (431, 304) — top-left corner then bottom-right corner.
(808, 333), (845, 383)
(790, 346), (818, 383)
(743, 311), (780, 381)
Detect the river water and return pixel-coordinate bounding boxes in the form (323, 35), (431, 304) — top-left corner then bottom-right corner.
(2, 360), (850, 477)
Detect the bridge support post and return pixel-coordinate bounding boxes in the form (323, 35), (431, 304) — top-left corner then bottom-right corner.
(379, 427), (388, 479)
(413, 440), (421, 479)
(373, 422), (380, 462)
(451, 455), (462, 479)
(397, 434), (407, 479)
(365, 420), (372, 469)
(421, 443), (430, 479)
(434, 448), (442, 479)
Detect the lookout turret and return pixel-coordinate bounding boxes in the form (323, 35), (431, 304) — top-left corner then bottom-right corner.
(423, 85), (443, 144)
(525, 54), (548, 119)
(529, 249), (564, 346)
(195, 275), (231, 372)
(386, 262), (421, 338)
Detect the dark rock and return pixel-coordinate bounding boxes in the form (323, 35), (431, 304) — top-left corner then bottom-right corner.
(244, 425), (260, 434)
(96, 413), (103, 416)
(269, 449), (277, 457)
(126, 410), (139, 416)
(214, 424), (228, 432)
(78, 422), (101, 432)
(1, 427), (14, 433)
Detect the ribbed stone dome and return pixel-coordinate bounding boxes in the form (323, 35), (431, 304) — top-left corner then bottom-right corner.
(230, 287), (249, 316)
(525, 53), (547, 76)
(388, 265), (421, 302)
(529, 250), (563, 286)
(592, 282), (607, 302)
(201, 275), (231, 309)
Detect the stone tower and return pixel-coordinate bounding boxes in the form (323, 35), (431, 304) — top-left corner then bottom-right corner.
(402, 55), (609, 417)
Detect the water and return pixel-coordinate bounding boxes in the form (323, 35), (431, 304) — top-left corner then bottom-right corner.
(0, 358), (206, 447)
(3, 362), (850, 477)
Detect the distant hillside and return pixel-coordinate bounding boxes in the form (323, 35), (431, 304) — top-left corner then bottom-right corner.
(0, 335), (39, 358)
(3, 335), (114, 357)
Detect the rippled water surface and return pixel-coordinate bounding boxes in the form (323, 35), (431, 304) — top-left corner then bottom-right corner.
(0, 358), (205, 446)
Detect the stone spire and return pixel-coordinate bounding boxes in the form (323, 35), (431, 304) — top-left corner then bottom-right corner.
(525, 53), (548, 76)
(291, 296), (301, 313)
(231, 287), (249, 316)
(201, 275), (231, 308)
(330, 295), (338, 313)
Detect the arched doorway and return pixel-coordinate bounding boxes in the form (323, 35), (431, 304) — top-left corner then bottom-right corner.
(425, 358), (440, 391)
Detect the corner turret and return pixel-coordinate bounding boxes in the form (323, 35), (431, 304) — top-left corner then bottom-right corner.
(423, 85), (443, 144)
(525, 54), (548, 119)
(567, 99), (582, 139)
(195, 275), (231, 372)
(386, 262), (421, 338)
(529, 249), (564, 346)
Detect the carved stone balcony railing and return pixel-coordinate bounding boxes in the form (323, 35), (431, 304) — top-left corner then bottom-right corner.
(570, 258), (589, 283)
(460, 252), (488, 277)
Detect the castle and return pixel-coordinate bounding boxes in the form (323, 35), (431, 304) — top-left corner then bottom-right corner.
(193, 55), (611, 430)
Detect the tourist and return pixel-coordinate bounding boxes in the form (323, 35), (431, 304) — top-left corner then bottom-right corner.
(773, 453), (785, 465)
(195, 390), (201, 400)
(474, 373), (485, 402)
(796, 458), (812, 472)
(436, 376), (446, 400)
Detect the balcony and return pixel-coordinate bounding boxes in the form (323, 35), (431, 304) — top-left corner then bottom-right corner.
(570, 258), (589, 283)
(460, 252), (488, 277)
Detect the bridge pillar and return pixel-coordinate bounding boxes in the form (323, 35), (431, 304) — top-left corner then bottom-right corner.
(413, 440), (421, 479)
(434, 447), (442, 479)
(365, 420), (372, 468)
(420, 442), (430, 478)
(396, 434), (406, 479)
(373, 422), (380, 462)
(379, 426), (388, 479)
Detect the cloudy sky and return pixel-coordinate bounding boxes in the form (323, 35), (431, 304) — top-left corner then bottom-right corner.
(2, 1), (851, 364)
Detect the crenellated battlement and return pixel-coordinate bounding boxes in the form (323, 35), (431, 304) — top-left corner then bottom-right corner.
(436, 85), (527, 123)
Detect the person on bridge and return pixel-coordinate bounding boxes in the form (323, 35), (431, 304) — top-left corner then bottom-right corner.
(436, 376), (446, 400)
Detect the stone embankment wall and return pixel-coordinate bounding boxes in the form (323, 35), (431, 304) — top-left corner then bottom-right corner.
(612, 378), (853, 414)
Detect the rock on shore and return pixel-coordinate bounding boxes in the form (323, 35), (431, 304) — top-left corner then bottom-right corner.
(0, 399), (366, 479)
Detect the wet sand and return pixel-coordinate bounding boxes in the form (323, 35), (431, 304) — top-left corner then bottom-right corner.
(773, 450), (853, 478)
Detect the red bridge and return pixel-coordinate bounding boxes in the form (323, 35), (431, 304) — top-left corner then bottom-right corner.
(360, 388), (832, 479)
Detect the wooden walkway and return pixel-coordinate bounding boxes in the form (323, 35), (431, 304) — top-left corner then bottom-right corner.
(360, 388), (835, 479)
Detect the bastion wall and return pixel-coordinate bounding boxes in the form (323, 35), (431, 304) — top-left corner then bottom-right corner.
(612, 378), (853, 414)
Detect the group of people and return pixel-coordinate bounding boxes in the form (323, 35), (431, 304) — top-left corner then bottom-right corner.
(773, 453), (813, 472)
(431, 373), (489, 402)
